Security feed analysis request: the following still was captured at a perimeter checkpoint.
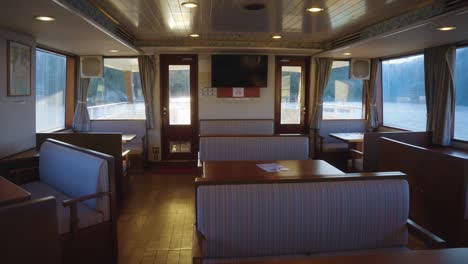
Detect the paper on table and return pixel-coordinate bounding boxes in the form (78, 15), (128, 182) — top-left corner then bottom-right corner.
(256, 163), (290, 172)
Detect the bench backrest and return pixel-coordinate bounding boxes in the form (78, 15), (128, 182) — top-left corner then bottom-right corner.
(199, 119), (274, 135)
(197, 179), (409, 258)
(39, 140), (111, 219)
(199, 135), (309, 161)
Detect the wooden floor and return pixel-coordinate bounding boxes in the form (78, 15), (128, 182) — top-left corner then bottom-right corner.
(118, 167), (197, 264)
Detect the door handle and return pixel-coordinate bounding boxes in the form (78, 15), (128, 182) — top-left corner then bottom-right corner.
(163, 107), (167, 115)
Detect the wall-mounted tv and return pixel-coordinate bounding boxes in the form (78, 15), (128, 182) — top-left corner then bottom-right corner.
(211, 55), (268, 87)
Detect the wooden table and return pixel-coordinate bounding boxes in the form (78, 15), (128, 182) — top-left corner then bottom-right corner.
(0, 176), (31, 207)
(234, 248), (468, 264)
(329, 132), (364, 143)
(122, 134), (137, 143)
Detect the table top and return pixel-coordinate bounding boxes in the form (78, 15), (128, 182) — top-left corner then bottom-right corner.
(234, 248), (468, 264)
(329, 132), (364, 143)
(0, 176), (31, 207)
(122, 134), (137, 143)
(0, 148), (40, 161)
(198, 160), (347, 185)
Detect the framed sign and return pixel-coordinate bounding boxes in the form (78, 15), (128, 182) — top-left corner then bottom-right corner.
(7, 40), (31, 96)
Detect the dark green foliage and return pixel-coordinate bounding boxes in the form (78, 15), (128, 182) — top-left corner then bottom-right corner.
(169, 69), (190, 97)
(456, 47), (468, 106)
(88, 67), (128, 106)
(323, 65), (363, 102)
(36, 50), (66, 97)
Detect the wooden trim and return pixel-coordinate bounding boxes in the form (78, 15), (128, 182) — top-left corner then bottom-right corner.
(407, 219), (447, 249)
(199, 119), (273, 121)
(195, 171), (407, 186)
(199, 133), (307, 138)
(275, 56), (310, 134)
(65, 56), (76, 128)
(62, 192), (110, 207)
(192, 226), (204, 264)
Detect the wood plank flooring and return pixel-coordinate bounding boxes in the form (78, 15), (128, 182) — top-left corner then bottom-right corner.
(118, 168), (196, 264)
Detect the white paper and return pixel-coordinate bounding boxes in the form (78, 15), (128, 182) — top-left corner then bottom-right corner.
(256, 163), (289, 172)
(232, 87), (244, 97)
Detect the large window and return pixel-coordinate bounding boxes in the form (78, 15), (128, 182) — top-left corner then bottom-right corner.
(88, 58), (145, 120)
(382, 54), (426, 131)
(322, 61), (364, 120)
(454, 47), (468, 141)
(36, 50), (67, 132)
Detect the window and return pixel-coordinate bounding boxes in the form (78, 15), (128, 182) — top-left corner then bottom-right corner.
(280, 66), (303, 124)
(36, 50), (67, 132)
(322, 61), (364, 120)
(168, 65), (191, 125)
(88, 58), (145, 120)
(382, 54), (426, 131)
(454, 47), (468, 141)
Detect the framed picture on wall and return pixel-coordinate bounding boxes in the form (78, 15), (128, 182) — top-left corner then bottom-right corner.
(7, 40), (31, 96)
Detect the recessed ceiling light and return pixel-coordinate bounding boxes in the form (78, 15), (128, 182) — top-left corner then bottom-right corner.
(34, 16), (56, 22)
(109, 49), (119, 53)
(306, 7), (324, 12)
(343, 52), (352, 56)
(181, 2), (198, 8)
(189, 34), (200, 38)
(272, 35), (282, 39)
(437, 26), (456, 31)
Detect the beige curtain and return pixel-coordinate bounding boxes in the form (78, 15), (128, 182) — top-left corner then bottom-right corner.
(364, 59), (381, 131)
(424, 45), (455, 146)
(72, 78), (91, 132)
(308, 58), (334, 130)
(138, 55), (156, 129)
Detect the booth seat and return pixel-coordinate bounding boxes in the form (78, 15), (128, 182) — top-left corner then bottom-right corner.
(91, 120), (146, 155)
(20, 139), (117, 264)
(194, 173), (445, 263)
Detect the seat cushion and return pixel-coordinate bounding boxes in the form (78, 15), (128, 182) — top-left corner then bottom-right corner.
(21, 181), (104, 235)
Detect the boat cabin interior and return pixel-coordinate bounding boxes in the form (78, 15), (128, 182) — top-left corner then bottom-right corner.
(2, 0), (468, 263)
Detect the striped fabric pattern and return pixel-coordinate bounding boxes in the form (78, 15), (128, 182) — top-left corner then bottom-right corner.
(199, 136), (309, 161)
(197, 180), (409, 258)
(199, 120), (274, 135)
(72, 78), (91, 132)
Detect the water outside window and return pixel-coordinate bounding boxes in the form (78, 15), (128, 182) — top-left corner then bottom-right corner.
(280, 66), (302, 124)
(454, 47), (468, 141)
(168, 65), (191, 125)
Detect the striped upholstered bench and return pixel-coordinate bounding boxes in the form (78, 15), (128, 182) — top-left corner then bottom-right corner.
(193, 172), (445, 263)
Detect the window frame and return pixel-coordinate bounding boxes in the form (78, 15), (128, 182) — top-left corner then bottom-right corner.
(380, 52), (427, 131)
(35, 47), (73, 133)
(274, 56), (310, 134)
(451, 44), (468, 143)
(321, 59), (366, 121)
(87, 56), (146, 121)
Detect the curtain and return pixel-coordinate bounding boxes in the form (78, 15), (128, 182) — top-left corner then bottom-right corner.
(72, 78), (91, 132)
(138, 55), (156, 129)
(364, 59), (381, 131)
(308, 58), (334, 130)
(424, 45), (456, 146)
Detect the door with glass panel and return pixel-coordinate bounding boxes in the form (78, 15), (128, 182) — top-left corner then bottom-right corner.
(275, 57), (309, 134)
(160, 55), (198, 160)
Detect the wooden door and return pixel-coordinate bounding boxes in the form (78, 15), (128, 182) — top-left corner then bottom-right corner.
(160, 54), (198, 160)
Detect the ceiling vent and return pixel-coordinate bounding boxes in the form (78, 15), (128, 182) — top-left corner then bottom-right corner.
(444, 0), (468, 12)
(243, 3), (266, 11)
(331, 33), (362, 49)
(116, 26), (135, 45)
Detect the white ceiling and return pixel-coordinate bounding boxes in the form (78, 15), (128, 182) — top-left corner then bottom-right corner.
(0, 0), (138, 56)
(318, 7), (468, 59)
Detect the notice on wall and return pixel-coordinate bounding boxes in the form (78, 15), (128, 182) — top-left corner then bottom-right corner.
(232, 87), (244, 97)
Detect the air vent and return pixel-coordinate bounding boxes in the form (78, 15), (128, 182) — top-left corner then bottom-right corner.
(331, 33), (362, 49)
(243, 3), (266, 11)
(116, 26), (135, 45)
(444, 0), (468, 12)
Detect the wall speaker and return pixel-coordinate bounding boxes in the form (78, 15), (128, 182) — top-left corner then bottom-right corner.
(80, 56), (103, 78)
(349, 58), (370, 80)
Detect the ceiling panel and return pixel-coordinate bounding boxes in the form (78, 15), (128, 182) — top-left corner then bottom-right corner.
(93, 0), (433, 43)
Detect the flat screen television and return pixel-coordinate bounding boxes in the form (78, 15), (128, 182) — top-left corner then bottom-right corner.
(211, 55), (268, 87)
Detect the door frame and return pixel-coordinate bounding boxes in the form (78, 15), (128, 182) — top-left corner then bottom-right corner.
(274, 56), (310, 134)
(160, 54), (199, 160)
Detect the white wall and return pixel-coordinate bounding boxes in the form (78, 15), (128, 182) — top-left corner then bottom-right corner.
(198, 54), (275, 119)
(0, 29), (36, 159)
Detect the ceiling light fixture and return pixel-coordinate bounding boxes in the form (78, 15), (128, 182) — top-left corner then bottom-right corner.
(272, 35), (282, 39)
(34, 16), (56, 22)
(343, 52), (352, 56)
(189, 34), (200, 38)
(437, 26), (456, 31)
(306, 7), (324, 12)
(181, 2), (199, 8)
(109, 49), (119, 53)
